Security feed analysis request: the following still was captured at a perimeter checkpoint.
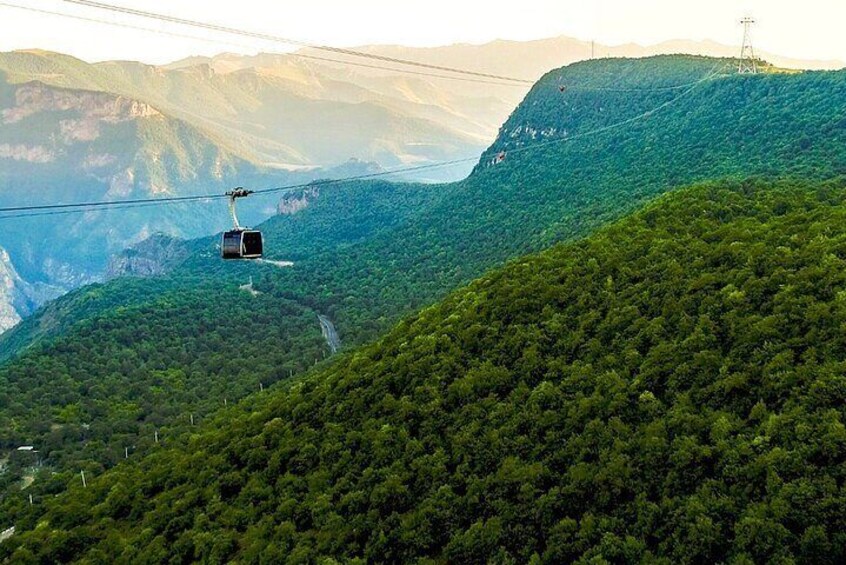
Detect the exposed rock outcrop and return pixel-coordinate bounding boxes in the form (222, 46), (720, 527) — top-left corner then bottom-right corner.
(277, 186), (320, 215)
(0, 144), (54, 163)
(106, 233), (191, 279)
(0, 248), (64, 334)
(2, 83), (160, 126)
(276, 159), (383, 215)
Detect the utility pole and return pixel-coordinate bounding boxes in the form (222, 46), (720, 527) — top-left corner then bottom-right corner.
(738, 17), (758, 74)
(591, 40), (595, 60)
(80, 470), (87, 488)
(154, 430), (159, 444)
(125, 446), (129, 459)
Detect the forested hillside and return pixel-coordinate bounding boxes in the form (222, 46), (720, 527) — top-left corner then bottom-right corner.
(2, 55), (846, 537)
(0, 180), (452, 513)
(261, 55), (846, 348)
(5, 179), (846, 562)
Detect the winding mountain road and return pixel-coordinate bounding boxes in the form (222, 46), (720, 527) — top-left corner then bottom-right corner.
(317, 314), (340, 354)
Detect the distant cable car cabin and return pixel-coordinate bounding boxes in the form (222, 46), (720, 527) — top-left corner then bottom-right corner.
(222, 188), (263, 260)
(222, 230), (263, 259)
(490, 151), (506, 166)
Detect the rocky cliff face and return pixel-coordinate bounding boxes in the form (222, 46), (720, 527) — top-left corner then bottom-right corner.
(0, 76), (257, 300)
(0, 247), (63, 333)
(276, 159), (383, 215)
(2, 82), (160, 125)
(0, 80), (231, 195)
(105, 233), (192, 279)
(277, 186), (320, 216)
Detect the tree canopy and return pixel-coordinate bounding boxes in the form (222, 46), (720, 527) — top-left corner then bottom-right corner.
(4, 178), (846, 563)
(2, 57), (846, 560)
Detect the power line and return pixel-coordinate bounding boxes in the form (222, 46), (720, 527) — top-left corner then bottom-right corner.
(0, 192), (227, 213)
(0, 65), (725, 220)
(565, 76), (723, 93)
(0, 1), (249, 51)
(0, 200), (215, 221)
(0, 1), (735, 92)
(253, 159), (476, 197)
(501, 62), (729, 157)
(0, 2), (527, 87)
(2, 160), (474, 215)
(61, 0), (536, 85)
(0, 159), (476, 218)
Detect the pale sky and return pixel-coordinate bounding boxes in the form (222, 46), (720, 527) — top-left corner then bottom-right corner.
(0, 0), (844, 64)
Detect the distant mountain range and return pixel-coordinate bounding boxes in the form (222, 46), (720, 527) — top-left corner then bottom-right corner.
(0, 49), (490, 172)
(0, 35), (841, 332)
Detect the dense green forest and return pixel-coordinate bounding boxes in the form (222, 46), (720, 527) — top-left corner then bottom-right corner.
(2, 55), (846, 539)
(185, 56), (846, 349)
(5, 179), (846, 562)
(0, 179), (452, 517)
(0, 178), (448, 359)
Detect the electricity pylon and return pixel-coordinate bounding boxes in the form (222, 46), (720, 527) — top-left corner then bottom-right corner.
(738, 17), (758, 74)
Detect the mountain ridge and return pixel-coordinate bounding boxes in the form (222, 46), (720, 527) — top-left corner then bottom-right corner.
(0, 49), (491, 167)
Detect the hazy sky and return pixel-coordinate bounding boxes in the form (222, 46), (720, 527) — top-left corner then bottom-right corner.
(0, 0), (843, 64)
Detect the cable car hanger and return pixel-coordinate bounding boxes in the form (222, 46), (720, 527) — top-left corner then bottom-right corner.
(221, 188), (263, 260)
(226, 188), (252, 230)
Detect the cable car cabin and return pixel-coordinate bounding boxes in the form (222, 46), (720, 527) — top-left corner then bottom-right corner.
(222, 229), (263, 259)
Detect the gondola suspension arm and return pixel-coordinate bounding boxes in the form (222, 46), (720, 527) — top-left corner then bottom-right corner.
(221, 188), (263, 260)
(225, 188), (253, 230)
